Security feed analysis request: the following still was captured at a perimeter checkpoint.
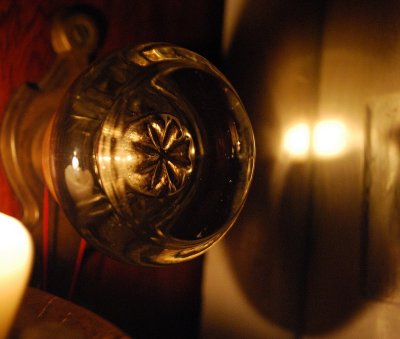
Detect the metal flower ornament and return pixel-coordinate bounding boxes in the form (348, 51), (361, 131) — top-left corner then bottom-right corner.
(126, 113), (195, 197)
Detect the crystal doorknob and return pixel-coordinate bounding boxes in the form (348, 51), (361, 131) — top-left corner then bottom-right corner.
(43, 43), (255, 265)
(1, 12), (255, 266)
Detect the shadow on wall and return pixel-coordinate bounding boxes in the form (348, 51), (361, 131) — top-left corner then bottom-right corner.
(223, 1), (316, 331)
(223, 0), (400, 335)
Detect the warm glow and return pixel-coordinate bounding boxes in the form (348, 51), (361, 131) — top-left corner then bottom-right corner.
(72, 153), (79, 170)
(313, 120), (347, 157)
(283, 120), (348, 159)
(0, 213), (33, 339)
(283, 123), (310, 158)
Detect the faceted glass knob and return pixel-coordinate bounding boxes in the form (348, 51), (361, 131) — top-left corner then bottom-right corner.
(46, 43), (255, 265)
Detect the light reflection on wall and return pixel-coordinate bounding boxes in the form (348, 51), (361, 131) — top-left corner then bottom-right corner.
(283, 120), (349, 159)
(283, 123), (310, 158)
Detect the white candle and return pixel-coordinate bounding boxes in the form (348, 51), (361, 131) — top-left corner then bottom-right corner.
(0, 212), (33, 339)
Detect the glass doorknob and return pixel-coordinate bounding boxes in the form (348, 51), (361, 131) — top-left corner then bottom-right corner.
(1, 12), (255, 266)
(43, 43), (255, 265)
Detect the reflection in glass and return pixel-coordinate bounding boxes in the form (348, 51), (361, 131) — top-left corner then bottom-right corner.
(65, 152), (94, 202)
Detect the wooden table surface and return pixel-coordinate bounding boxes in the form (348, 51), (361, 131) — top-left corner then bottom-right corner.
(9, 288), (130, 339)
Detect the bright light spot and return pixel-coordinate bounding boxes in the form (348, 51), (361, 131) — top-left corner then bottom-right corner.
(0, 212), (33, 339)
(72, 155), (79, 170)
(313, 120), (347, 157)
(0, 213), (32, 273)
(283, 123), (310, 158)
(151, 122), (162, 133)
(283, 119), (348, 159)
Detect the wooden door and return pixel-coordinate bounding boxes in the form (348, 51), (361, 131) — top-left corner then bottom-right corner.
(0, 1), (224, 338)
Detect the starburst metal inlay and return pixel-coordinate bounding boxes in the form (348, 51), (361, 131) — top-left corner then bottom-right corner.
(122, 114), (195, 197)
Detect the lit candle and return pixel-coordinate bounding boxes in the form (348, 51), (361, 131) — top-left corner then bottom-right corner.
(0, 212), (33, 339)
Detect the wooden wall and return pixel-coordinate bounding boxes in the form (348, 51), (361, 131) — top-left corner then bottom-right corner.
(203, 0), (400, 338)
